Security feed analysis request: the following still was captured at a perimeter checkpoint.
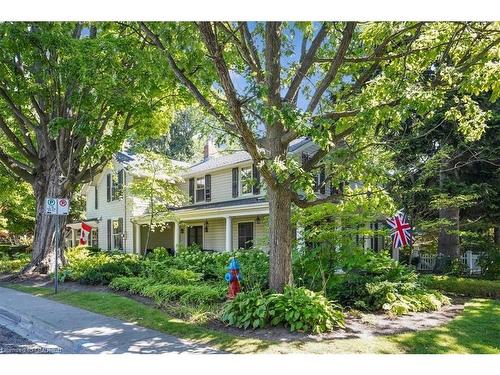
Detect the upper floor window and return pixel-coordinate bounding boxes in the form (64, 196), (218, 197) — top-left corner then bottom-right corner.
(196, 177), (205, 202)
(240, 167), (253, 195)
(107, 169), (124, 202)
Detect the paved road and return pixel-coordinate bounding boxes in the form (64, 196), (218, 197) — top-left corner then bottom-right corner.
(0, 287), (221, 354)
(0, 324), (53, 354)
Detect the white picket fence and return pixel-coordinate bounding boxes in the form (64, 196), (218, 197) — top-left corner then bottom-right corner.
(416, 251), (482, 275)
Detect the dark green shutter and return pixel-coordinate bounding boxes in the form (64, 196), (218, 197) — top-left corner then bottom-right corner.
(106, 174), (111, 202)
(188, 178), (195, 203)
(94, 186), (98, 209)
(107, 219), (111, 251)
(232, 168), (239, 198)
(205, 174), (211, 202)
(252, 164), (260, 195)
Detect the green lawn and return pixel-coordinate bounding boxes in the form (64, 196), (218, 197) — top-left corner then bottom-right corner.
(5, 284), (499, 354)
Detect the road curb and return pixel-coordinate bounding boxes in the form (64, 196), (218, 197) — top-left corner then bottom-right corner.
(0, 305), (90, 353)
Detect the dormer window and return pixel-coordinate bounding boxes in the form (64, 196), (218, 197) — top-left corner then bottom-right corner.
(196, 177), (205, 202)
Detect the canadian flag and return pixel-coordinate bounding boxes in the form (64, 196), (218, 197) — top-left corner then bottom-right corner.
(79, 222), (92, 245)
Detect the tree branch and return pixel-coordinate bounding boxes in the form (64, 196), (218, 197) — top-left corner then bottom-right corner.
(139, 22), (234, 132)
(306, 22), (356, 113)
(285, 22), (329, 103)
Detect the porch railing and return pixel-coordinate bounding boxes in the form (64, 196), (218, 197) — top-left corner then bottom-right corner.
(415, 250), (482, 275)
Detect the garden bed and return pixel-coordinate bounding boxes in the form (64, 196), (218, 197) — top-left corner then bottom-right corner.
(207, 297), (466, 342)
(2, 275), (467, 342)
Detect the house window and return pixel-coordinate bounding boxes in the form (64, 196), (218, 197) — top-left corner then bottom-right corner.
(112, 218), (123, 251)
(111, 170), (124, 201)
(196, 177), (205, 202)
(238, 222), (254, 249)
(240, 167), (253, 195)
(91, 228), (99, 248)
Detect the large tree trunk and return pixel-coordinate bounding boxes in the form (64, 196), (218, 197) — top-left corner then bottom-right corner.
(438, 207), (460, 258)
(268, 186), (293, 292)
(25, 164), (69, 274)
(494, 226), (500, 246)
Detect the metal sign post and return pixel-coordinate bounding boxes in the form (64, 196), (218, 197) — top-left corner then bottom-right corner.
(45, 198), (70, 294)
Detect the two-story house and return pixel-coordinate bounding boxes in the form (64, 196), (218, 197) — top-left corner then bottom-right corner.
(67, 137), (385, 254)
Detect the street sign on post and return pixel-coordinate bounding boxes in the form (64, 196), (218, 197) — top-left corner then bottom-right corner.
(44, 197), (70, 294)
(45, 198), (57, 215)
(57, 198), (69, 215)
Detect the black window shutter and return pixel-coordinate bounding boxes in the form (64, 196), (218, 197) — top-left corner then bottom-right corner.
(106, 174), (111, 202)
(188, 178), (195, 203)
(205, 174), (211, 202)
(94, 186), (98, 209)
(252, 164), (260, 195)
(107, 219), (111, 251)
(232, 168), (239, 198)
(319, 166), (326, 194)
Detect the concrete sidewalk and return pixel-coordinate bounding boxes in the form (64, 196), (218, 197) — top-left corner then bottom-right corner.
(0, 287), (221, 354)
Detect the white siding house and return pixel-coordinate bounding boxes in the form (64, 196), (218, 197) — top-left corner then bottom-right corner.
(68, 138), (384, 255)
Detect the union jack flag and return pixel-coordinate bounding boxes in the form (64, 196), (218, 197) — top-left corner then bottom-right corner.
(386, 210), (414, 249)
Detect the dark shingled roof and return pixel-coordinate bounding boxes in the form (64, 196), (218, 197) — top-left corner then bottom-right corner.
(171, 197), (268, 211)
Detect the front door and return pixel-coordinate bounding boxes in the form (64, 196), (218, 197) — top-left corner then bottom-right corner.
(187, 225), (203, 248)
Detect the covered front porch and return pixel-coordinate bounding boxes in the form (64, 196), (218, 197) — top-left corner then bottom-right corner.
(132, 201), (269, 253)
(65, 219), (100, 248)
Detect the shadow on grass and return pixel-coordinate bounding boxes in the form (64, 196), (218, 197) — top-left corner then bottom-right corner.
(390, 299), (500, 354)
(5, 283), (274, 353)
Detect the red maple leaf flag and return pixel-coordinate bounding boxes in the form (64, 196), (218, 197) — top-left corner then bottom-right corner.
(79, 222), (92, 245)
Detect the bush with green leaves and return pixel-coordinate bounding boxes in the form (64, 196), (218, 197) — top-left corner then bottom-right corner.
(0, 252), (30, 274)
(174, 245), (268, 290)
(60, 247), (142, 284)
(421, 275), (500, 298)
(222, 287), (345, 334)
(109, 276), (226, 306)
(330, 251), (450, 315)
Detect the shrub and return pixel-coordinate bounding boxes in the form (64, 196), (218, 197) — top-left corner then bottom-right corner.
(0, 253), (30, 273)
(60, 248), (142, 285)
(78, 256), (142, 285)
(109, 276), (226, 305)
(221, 290), (272, 329)
(222, 287), (345, 333)
(330, 251), (450, 315)
(421, 275), (500, 298)
(271, 287), (345, 333)
(175, 246), (268, 289)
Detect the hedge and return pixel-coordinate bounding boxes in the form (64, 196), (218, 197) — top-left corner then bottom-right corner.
(423, 275), (500, 299)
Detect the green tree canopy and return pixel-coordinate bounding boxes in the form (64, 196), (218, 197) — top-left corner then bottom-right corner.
(137, 21), (499, 291)
(0, 22), (186, 272)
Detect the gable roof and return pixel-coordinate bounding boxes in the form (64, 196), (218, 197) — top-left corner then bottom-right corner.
(185, 137), (311, 175)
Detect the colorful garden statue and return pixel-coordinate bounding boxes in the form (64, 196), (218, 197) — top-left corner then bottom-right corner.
(225, 257), (242, 299)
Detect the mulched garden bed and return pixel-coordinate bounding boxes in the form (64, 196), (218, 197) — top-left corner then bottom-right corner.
(2, 274), (467, 342)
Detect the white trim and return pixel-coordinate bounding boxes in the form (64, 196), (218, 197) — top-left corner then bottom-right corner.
(182, 160), (253, 179)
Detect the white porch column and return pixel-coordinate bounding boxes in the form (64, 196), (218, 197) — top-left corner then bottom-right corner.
(225, 216), (232, 252)
(135, 224), (141, 254)
(174, 221), (180, 253)
(71, 229), (77, 247)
